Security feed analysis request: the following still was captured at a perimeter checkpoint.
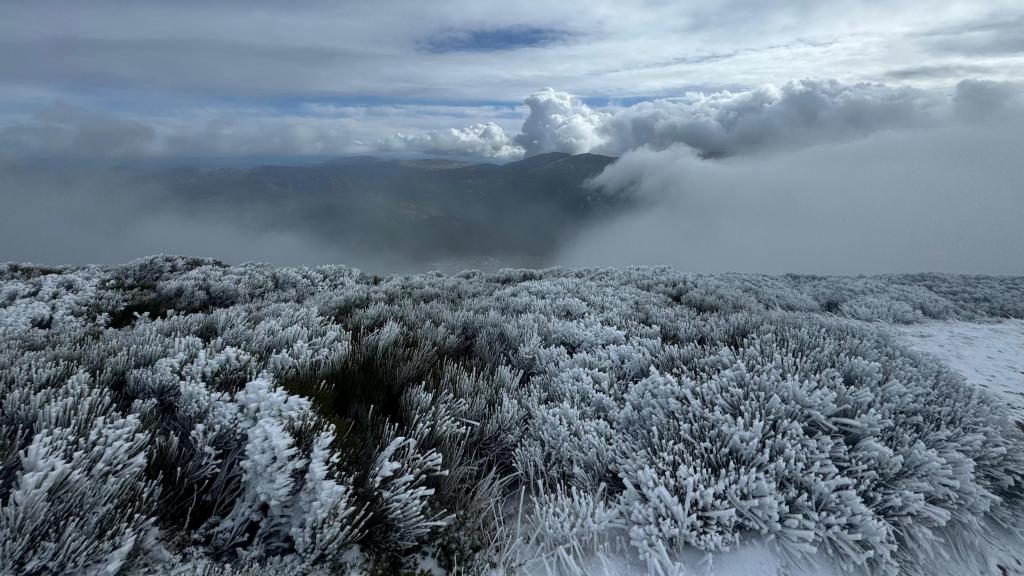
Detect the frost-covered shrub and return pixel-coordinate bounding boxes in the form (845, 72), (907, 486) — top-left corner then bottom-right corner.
(358, 429), (449, 553)
(838, 295), (924, 323)
(164, 549), (344, 576)
(525, 483), (625, 574)
(1, 257), (1022, 575)
(0, 374), (164, 575)
(398, 363), (526, 562)
(518, 312), (1024, 574)
(198, 379), (365, 560)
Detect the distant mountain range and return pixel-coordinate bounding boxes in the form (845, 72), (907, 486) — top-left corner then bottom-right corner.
(138, 152), (619, 267)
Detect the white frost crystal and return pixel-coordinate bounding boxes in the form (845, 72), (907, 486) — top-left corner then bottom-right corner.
(0, 256), (1021, 575)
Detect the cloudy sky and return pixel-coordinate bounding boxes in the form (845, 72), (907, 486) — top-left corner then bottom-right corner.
(2, 0), (1023, 160)
(2, 0), (1024, 273)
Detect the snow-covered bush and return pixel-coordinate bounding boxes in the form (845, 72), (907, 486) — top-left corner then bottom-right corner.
(0, 374), (164, 575)
(525, 483), (625, 574)
(1, 256), (1022, 574)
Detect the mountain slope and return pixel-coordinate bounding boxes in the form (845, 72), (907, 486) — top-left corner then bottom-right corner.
(138, 153), (618, 267)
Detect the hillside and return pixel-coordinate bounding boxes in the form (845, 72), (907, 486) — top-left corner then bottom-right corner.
(140, 153), (619, 266)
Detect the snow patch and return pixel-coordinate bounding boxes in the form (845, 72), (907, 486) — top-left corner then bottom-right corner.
(515, 539), (844, 576)
(894, 319), (1024, 417)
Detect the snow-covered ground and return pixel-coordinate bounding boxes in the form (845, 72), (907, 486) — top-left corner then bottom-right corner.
(895, 319), (1024, 419)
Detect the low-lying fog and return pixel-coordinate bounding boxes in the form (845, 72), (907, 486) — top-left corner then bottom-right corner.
(2, 115), (1022, 275)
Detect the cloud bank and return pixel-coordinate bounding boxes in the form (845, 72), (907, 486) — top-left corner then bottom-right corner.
(2, 78), (1022, 273)
(379, 122), (522, 159)
(0, 101), (522, 161)
(385, 78), (1022, 161)
(381, 76), (1024, 274)
(2, 78), (1020, 163)
(555, 98), (1024, 274)
(594, 80), (941, 156)
(0, 103), (156, 158)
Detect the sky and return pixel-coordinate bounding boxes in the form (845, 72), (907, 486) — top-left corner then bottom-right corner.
(1, 0), (1023, 273)
(2, 0), (1023, 161)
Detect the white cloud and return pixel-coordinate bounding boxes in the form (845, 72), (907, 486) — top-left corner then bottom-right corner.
(379, 122), (524, 159)
(398, 79), (1015, 160)
(375, 88), (610, 159)
(513, 88), (609, 156)
(556, 103), (1024, 274)
(593, 80), (945, 156)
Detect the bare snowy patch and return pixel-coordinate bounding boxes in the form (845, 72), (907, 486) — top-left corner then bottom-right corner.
(895, 320), (1024, 418)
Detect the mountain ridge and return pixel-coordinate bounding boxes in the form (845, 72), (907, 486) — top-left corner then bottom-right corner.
(126, 152), (621, 269)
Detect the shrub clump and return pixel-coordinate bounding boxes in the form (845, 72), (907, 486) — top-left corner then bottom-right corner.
(0, 255), (1022, 575)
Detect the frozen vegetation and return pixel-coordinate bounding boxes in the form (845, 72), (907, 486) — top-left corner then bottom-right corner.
(1, 256), (1023, 575)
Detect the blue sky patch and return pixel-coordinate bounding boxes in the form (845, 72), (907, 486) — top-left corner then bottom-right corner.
(422, 26), (572, 53)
